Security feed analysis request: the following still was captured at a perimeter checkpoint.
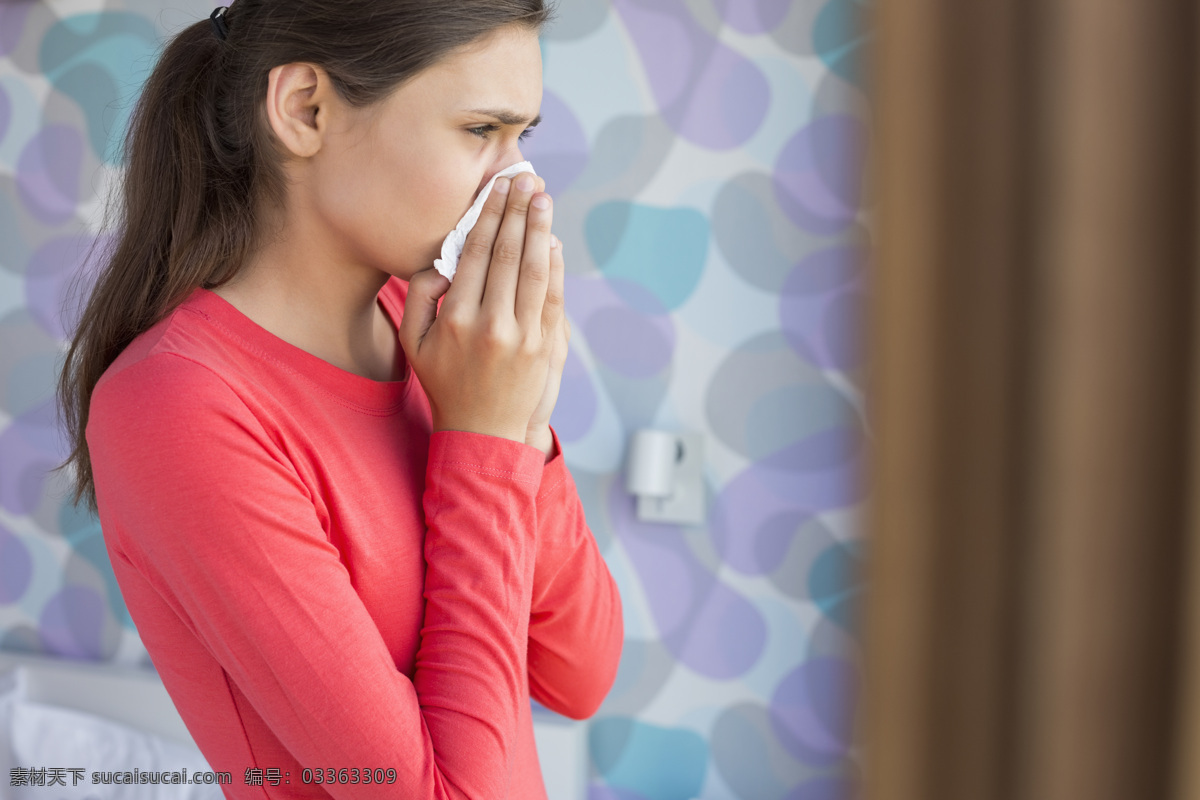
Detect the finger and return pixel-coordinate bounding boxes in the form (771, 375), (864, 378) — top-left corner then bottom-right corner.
(550, 313), (570, 369)
(443, 176), (511, 315)
(550, 319), (569, 369)
(397, 266), (450, 357)
(515, 191), (554, 332)
(538, 316), (570, 422)
(482, 171), (538, 315)
(540, 232), (565, 341)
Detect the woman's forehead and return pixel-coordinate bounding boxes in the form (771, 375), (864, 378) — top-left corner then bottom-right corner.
(396, 30), (543, 116)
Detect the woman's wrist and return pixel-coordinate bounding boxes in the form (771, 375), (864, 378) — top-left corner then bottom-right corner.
(525, 425), (555, 462)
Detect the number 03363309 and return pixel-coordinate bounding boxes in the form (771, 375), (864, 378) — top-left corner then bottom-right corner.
(302, 768), (398, 785)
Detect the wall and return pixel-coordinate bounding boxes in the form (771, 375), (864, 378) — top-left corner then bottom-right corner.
(0, 1), (869, 797)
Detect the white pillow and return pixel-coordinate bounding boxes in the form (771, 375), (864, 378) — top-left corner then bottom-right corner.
(1, 667), (223, 800)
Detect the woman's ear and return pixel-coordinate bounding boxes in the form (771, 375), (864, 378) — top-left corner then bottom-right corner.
(264, 63), (331, 159)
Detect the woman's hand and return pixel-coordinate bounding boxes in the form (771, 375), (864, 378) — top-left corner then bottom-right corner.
(400, 171), (564, 444)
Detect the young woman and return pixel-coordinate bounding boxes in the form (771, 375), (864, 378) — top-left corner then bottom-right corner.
(53, 1), (624, 797)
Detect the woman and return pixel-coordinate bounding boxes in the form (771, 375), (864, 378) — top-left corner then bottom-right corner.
(53, 1), (624, 797)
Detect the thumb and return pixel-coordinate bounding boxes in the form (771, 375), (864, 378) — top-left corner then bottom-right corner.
(399, 267), (450, 355)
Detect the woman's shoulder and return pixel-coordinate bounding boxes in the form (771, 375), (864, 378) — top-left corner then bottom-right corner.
(89, 286), (273, 433)
(95, 288), (232, 392)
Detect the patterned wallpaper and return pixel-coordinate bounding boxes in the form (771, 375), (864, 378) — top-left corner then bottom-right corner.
(0, 0), (870, 797)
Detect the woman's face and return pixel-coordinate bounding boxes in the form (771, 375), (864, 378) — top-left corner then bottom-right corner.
(302, 24), (544, 280)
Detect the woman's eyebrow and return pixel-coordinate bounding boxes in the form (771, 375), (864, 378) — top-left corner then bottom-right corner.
(466, 108), (542, 127)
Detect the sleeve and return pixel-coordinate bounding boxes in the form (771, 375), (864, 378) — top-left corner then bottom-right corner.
(86, 353), (544, 800)
(527, 425), (625, 720)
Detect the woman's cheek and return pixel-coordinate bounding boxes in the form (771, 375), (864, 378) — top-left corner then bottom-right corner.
(439, 176), (486, 232)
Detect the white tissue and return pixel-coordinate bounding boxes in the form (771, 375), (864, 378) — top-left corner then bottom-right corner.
(433, 160), (537, 282)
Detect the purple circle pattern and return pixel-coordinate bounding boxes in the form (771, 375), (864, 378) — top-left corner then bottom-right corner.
(588, 786), (648, 800)
(713, 0), (792, 34)
(567, 275), (677, 379)
(0, 85), (11, 145)
(585, 306), (674, 378)
(39, 584), (106, 659)
(780, 246), (866, 369)
(520, 88), (590, 195)
(0, 524), (33, 603)
(26, 234), (89, 339)
(784, 777), (858, 800)
(0, 3), (29, 58)
(774, 116), (866, 234)
(550, 347), (599, 443)
(0, 402), (65, 515)
(612, 0), (770, 150)
(769, 658), (858, 766)
(608, 477), (767, 679)
(17, 125), (84, 225)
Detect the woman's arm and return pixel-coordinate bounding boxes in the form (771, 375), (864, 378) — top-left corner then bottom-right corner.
(527, 426), (624, 719)
(88, 353), (543, 799)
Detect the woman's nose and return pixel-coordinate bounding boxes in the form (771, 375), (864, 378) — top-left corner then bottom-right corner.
(496, 147), (527, 176)
(481, 152), (530, 193)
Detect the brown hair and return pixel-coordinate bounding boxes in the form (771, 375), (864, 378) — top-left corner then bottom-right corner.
(54, 0), (553, 514)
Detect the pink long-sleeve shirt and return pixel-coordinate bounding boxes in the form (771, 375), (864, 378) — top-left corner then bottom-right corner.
(85, 277), (624, 799)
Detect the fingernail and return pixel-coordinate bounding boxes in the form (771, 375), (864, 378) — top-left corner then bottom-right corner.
(532, 195), (550, 210)
(494, 177), (510, 195)
(516, 175), (535, 192)
(550, 234), (560, 249)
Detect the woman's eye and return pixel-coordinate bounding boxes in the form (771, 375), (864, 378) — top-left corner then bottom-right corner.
(468, 125), (499, 139)
(467, 125), (535, 141)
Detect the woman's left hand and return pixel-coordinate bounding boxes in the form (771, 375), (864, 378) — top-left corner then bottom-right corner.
(525, 235), (570, 452)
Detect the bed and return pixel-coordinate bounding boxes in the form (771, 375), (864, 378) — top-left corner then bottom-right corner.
(0, 651), (587, 799)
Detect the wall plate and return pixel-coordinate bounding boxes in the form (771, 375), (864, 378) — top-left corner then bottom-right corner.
(635, 431), (705, 526)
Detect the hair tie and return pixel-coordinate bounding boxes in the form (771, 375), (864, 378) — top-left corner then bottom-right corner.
(210, 6), (230, 42)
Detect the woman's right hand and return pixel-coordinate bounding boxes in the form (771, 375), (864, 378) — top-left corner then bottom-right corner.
(399, 172), (563, 444)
